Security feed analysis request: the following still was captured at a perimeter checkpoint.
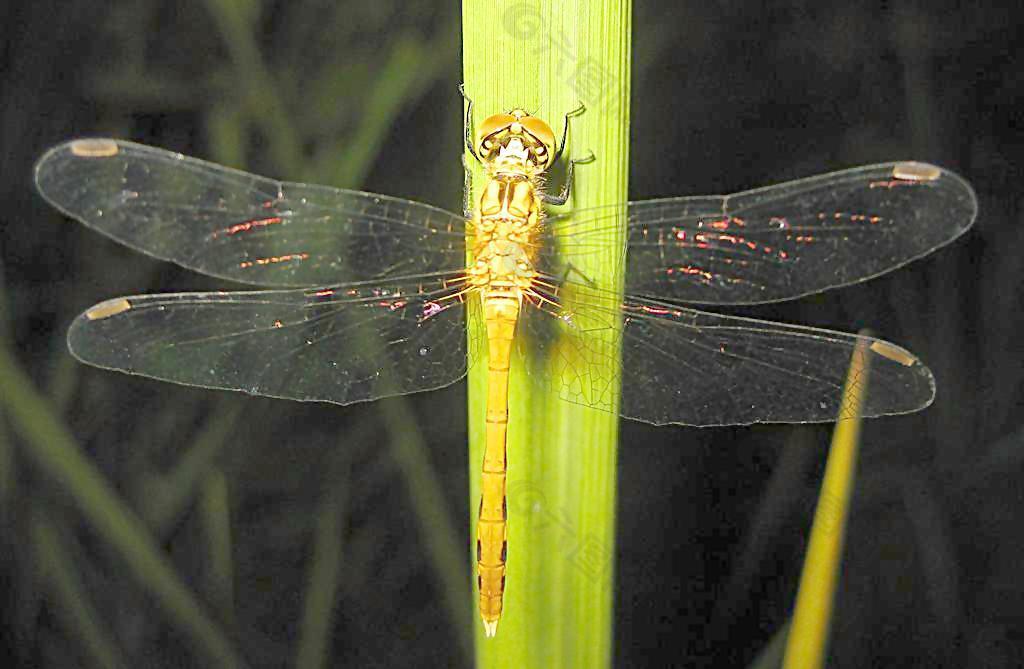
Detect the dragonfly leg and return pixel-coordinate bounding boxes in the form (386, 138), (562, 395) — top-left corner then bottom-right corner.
(542, 151), (596, 206)
(541, 260), (599, 289)
(563, 261), (599, 287)
(552, 100), (586, 166)
(459, 84), (481, 163)
(462, 154), (475, 217)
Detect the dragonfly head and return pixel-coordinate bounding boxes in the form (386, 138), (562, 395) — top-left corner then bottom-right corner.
(476, 109), (556, 173)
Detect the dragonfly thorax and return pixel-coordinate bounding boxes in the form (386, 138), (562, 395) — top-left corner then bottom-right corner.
(470, 175), (541, 295)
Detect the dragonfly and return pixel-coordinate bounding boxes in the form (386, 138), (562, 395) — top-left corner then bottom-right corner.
(34, 106), (976, 637)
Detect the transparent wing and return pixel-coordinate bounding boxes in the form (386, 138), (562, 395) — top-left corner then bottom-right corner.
(67, 274), (482, 406)
(539, 162), (977, 305)
(34, 138), (467, 288)
(519, 283), (933, 427)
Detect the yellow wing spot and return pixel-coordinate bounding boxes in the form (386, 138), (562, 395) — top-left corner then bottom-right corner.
(892, 161), (941, 182)
(869, 340), (916, 366)
(85, 298), (132, 320)
(69, 139), (120, 158)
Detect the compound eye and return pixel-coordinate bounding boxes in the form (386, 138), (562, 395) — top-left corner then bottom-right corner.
(520, 116), (556, 157)
(476, 113), (516, 152)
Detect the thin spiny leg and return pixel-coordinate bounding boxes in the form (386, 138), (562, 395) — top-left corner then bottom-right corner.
(543, 100), (593, 206)
(552, 100), (587, 166)
(538, 260), (599, 288)
(459, 84), (480, 162)
(463, 154), (475, 218)
(542, 151), (596, 206)
(460, 84), (482, 217)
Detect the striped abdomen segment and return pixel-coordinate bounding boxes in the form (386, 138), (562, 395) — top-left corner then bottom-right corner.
(477, 293), (520, 637)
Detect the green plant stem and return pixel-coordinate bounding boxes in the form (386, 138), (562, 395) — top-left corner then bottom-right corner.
(463, 1), (631, 666)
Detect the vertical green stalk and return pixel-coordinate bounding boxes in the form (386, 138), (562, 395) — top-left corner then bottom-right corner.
(463, 2), (631, 667)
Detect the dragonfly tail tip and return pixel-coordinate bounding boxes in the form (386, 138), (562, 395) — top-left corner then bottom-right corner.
(483, 619), (499, 637)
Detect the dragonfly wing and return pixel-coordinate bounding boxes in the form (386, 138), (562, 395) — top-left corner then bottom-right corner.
(519, 288), (932, 427)
(34, 139), (467, 287)
(541, 162), (977, 304)
(68, 275), (480, 405)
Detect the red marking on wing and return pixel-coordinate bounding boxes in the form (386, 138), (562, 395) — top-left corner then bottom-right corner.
(869, 179), (920, 189)
(213, 216), (283, 238)
(623, 302), (684, 318)
(686, 231), (788, 259)
(376, 299), (407, 311)
(238, 252), (309, 269)
(666, 265), (714, 282)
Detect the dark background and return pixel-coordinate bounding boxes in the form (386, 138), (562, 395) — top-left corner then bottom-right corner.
(2, 1), (1021, 667)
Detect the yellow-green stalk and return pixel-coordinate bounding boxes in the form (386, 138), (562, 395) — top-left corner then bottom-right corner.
(464, 1), (631, 666)
(783, 334), (872, 668)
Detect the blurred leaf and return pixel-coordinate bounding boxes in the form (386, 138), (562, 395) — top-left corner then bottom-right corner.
(295, 448), (350, 669)
(137, 396), (244, 535)
(31, 510), (127, 669)
(309, 27), (458, 186)
(0, 344), (244, 668)
(204, 0), (303, 174)
(200, 469), (236, 624)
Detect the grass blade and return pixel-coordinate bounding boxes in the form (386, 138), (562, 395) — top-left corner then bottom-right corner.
(463, 1), (631, 665)
(783, 332), (873, 669)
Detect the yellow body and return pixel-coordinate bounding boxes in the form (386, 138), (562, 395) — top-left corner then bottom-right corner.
(466, 110), (553, 636)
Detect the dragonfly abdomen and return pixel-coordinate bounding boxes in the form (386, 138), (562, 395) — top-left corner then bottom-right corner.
(477, 293), (519, 637)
